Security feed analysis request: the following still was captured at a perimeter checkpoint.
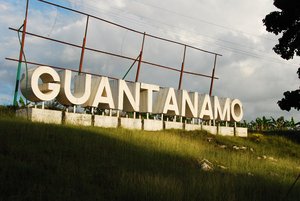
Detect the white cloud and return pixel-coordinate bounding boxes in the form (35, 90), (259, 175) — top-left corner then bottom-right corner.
(0, 4), (8, 11)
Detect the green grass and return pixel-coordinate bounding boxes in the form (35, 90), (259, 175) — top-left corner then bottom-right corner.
(0, 116), (300, 201)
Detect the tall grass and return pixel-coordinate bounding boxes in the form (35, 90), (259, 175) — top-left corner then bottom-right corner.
(0, 115), (299, 201)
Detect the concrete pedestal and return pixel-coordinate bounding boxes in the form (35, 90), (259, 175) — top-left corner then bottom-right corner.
(16, 108), (248, 137)
(185, 124), (202, 131)
(202, 125), (218, 135)
(64, 112), (92, 126)
(235, 127), (248, 137)
(16, 108), (62, 124)
(164, 121), (183, 130)
(94, 115), (118, 128)
(120, 118), (142, 130)
(218, 126), (234, 136)
(143, 119), (163, 131)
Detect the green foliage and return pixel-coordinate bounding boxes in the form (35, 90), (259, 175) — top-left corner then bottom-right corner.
(246, 116), (299, 132)
(0, 105), (16, 117)
(263, 0), (300, 60)
(263, 0), (300, 112)
(0, 116), (300, 201)
(277, 70), (300, 111)
(18, 96), (25, 107)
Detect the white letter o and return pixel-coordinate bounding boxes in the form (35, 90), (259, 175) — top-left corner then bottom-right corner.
(231, 99), (243, 122)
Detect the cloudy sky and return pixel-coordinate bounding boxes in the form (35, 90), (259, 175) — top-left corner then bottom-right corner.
(1, 0), (299, 122)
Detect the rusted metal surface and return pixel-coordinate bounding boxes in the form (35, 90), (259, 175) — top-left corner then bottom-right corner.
(135, 32), (146, 82)
(178, 45), (187, 90)
(123, 55), (140, 80)
(209, 54), (218, 96)
(37, 0), (222, 56)
(9, 28), (219, 80)
(10, 0), (221, 95)
(13, 0), (29, 106)
(78, 15), (89, 73)
(6, 57), (127, 82)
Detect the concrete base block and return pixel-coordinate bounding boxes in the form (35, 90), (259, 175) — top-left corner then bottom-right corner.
(16, 108), (248, 137)
(235, 127), (248, 137)
(143, 119), (163, 131)
(64, 112), (92, 126)
(218, 126), (234, 136)
(185, 124), (202, 131)
(164, 121), (183, 130)
(16, 108), (62, 124)
(202, 125), (218, 135)
(94, 115), (118, 128)
(120, 118), (142, 130)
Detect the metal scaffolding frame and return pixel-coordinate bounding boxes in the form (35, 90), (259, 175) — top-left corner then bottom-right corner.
(8, 0), (222, 106)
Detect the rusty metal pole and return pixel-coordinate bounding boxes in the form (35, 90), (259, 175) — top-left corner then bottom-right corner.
(135, 32), (146, 82)
(178, 45), (187, 90)
(13, 0), (29, 106)
(209, 54), (218, 96)
(78, 15), (89, 74)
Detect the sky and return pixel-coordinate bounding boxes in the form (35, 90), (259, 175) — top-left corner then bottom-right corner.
(0, 0), (299, 122)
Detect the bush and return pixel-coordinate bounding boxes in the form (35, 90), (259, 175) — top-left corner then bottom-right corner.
(0, 105), (16, 117)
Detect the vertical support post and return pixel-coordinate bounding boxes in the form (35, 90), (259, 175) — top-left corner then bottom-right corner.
(209, 54), (218, 96)
(178, 45), (187, 90)
(234, 122), (237, 136)
(135, 32), (146, 82)
(79, 15), (89, 74)
(13, 0), (29, 106)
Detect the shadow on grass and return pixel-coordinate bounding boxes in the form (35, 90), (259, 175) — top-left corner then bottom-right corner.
(249, 129), (300, 144)
(261, 130), (300, 144)
(0, 118), (299, 201)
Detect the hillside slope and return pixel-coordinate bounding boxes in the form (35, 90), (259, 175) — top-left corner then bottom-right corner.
(0, 116), (300, 201)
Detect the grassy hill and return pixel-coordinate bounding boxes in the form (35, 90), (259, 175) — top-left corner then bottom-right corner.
(1, 115), (300, 201)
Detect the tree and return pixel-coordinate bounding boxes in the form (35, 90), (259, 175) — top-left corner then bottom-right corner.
(277, 69), (300, 111)
(263, 0), (300, 111)
(263, 0), (300, 60)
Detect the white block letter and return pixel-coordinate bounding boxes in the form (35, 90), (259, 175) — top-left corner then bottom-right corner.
(213, 96), (230, 121)
(199, 94), (213, 120)
(140, 83), (160, 113)
(111, 79), (140, 112)
(178, 90), (198, 118)
(231, 99), (243, 122)
(57, 70), (91, 105)
(153, 88), (179, 115)
(85, 76), (115, 109)
(20, 66), (60, 102)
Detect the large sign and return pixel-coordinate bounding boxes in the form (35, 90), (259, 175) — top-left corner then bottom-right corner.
(20, 66), (243, 122)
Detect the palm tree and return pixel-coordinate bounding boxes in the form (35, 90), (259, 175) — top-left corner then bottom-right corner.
(261, 116), (271, 131)
(271, 116), (288, 130)
(255, 117), (263, 131)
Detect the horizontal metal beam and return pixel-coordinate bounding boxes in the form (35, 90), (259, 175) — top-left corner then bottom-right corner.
(37, 0), (222, 56)
(9, 27), (219, 80)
